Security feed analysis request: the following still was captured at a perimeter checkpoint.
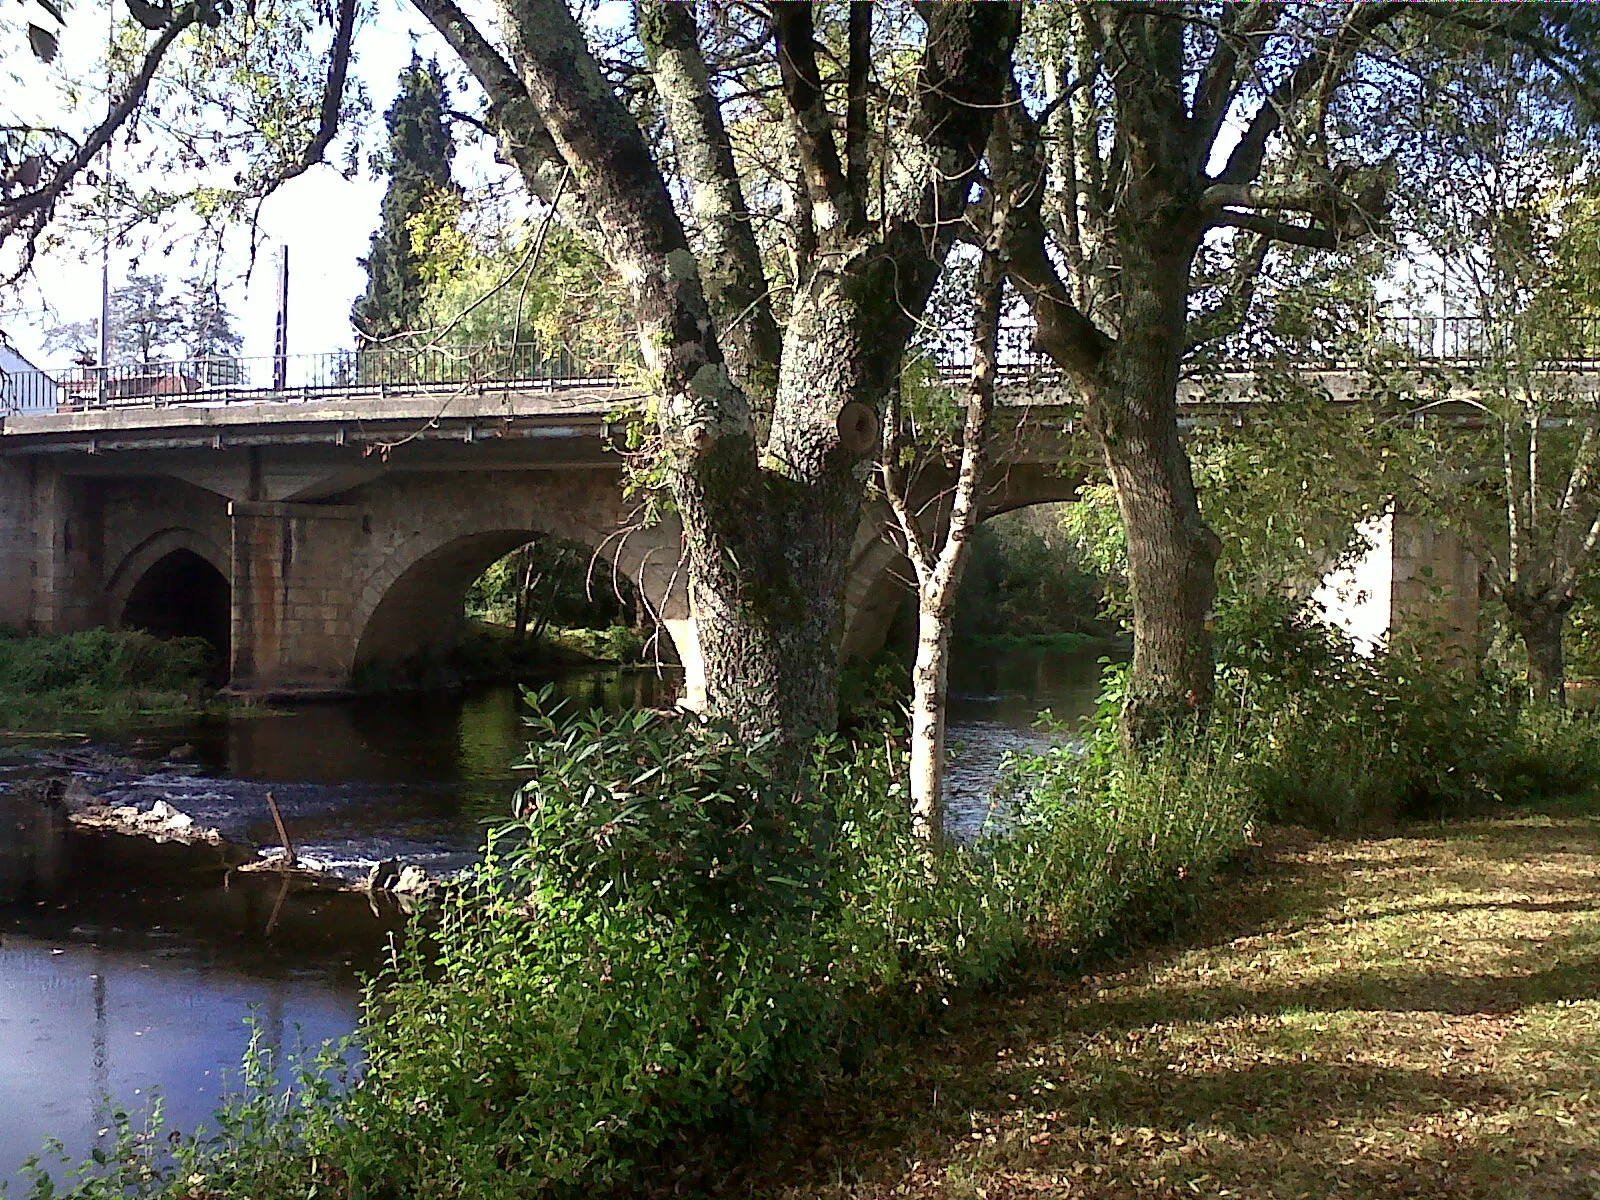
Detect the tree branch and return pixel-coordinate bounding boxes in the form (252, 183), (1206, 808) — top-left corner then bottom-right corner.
(1212, 209), (1337, 249)
(278, 0), (357, 182)
(992, 87), (1112, 379)
(407, 0), (575, 214)
(1, 9), (197, 271)
(639, 0), (781, 406)
(1191, 2), (1282, 150)
(773, 1), (855, 238)
(844, 1), (871, 208)
(1215, 2), (1406, 187)
(498, 0), (751, 448)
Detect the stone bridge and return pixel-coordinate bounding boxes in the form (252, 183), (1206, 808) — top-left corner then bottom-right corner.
(0, 381), (1089, 703)
(0, 368), (1481, 703)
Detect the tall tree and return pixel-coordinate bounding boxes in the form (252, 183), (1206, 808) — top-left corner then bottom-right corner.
(987, 3), (1600, 746)
(1391, 40), (1600, 704)
(109, 273), (181, 364)
(395, 0), (1018, 740)
(353, 55), (457, 342)
(179, 274), (243, 360)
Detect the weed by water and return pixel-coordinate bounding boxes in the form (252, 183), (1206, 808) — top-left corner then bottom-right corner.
(0, 629), (212, 727)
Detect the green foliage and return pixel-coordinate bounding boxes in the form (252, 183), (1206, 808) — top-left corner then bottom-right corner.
(464, 538), (633, 632)
(1199, 597), (1600, 830)
(352, 55), (457, 342)
(0, 628), (211, 720)
(18, 692), (1259, 1199)
(953, 508), (1107, 642)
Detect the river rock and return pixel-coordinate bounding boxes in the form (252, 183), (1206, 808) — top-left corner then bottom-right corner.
(61, 777), (99, 814)
(146, 800), (195, 831)
(366, 859), (401, 892)
(393, 864), (431, 895)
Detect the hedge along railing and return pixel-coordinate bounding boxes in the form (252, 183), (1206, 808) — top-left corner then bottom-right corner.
(0, 339), (640, 416)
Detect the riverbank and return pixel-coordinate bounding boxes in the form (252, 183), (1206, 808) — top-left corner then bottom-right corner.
(735, 805), (1600, 1199)
(0, 629), (220, 732)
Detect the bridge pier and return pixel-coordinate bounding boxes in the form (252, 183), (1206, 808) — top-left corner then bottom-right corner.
(1314, 506), (1479, 662)
(228, 501), (361, 696)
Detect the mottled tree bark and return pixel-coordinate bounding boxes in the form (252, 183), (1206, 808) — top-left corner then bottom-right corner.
(1086, 253), (1221, 743)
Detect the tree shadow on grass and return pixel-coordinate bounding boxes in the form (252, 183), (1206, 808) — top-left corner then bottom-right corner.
(723, 821), (1600, 1199)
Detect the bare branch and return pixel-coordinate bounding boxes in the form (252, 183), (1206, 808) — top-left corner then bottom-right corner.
(773, 1), (855, 238)
(639, 0), (781, 405)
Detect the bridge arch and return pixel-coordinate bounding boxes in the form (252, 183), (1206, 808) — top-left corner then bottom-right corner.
(349, 517), (692, 687)
(108, 529), (232, 663)
(840, 465), (1086, 662)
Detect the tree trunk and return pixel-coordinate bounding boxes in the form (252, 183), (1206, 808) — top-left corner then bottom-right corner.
(1088, 255), (1221, 747)
(513, 550), (535, 638)
(909, 594), (953, 841)
(894, 248), (1001, 841)
(1512, 603), (1568, 706)
(682, 271), (898, 742)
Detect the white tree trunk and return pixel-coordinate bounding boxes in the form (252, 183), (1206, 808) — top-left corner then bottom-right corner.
(909, 594), (954, 841)
(884, 248), (1002, 843)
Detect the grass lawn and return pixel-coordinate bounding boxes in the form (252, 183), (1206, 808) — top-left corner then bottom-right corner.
(739, 810), (1600, 1199)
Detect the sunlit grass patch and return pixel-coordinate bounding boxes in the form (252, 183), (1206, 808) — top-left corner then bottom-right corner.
(743, 815), (1600, 1200)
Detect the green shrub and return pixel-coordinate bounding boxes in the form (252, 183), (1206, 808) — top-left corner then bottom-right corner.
(18, 688), (1258, 1199)
(0, 629), (212, 721)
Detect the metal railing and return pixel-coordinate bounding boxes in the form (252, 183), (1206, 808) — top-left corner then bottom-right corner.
(936, 314), (1600, 378)
(6, 315), (1600, 418)
(0, 339), (633, 417)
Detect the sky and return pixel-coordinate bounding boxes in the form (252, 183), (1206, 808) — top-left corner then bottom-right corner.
(0, 0), (513, 370)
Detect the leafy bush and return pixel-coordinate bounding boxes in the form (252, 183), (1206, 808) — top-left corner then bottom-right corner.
(954, 509), (1109, 642)
(19, 692), (1257, 1199)
(0, 628), (210, 695)
(0, 628), (211, 719)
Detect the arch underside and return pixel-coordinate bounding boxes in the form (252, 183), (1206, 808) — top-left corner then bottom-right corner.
(118, 546), (232, 668)
(353, 530), (535, 672)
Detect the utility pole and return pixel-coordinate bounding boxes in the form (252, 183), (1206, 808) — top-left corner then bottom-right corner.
(272, 246), (289, 390)
(95, 0), (114, 408)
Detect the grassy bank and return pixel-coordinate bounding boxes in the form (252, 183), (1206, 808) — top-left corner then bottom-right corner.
(738, 809), (1600, 1199)
(0, 629), (213, 728)
(11, 607), (1600, 1199)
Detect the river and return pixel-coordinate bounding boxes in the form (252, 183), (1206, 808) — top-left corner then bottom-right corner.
(0, 642), (1110, 1185)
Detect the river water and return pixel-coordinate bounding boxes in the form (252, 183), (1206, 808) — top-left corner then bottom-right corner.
(0, 644), (1109, 1185)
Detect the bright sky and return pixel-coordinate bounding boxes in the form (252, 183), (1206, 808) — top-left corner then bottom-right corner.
(0, 0), (517, 369)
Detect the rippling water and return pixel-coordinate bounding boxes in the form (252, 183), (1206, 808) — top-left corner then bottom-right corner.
(0, 647), (1112, 1182)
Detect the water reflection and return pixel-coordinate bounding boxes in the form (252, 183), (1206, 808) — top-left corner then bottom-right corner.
(0, 934), (356, 1187)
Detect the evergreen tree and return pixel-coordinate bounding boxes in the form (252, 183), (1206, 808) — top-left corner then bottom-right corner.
(352, 55), (456, 342)
(180, 275), (243, 361)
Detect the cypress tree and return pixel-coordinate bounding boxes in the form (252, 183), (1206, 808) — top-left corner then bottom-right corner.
(352, 56), (456, 342)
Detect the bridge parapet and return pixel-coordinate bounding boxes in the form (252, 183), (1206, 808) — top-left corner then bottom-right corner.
(8, 313), (1600, 420)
